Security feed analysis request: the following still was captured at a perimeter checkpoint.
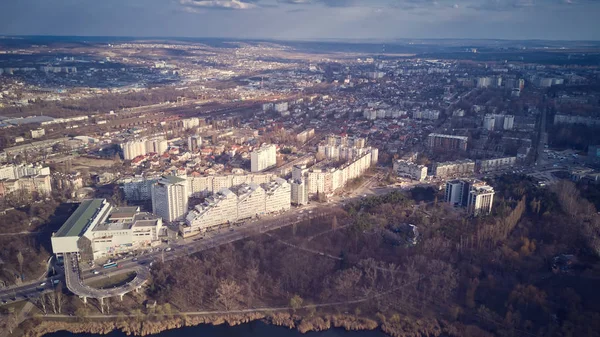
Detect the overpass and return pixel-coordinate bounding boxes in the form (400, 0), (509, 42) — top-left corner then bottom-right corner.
(63, 253), (149, 307)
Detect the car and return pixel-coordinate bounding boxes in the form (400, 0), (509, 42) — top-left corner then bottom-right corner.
(132, 257), (138, 262)
(39, 282), (46, 287)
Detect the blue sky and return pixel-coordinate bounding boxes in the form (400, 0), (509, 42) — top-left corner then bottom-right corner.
(0, 0), (598, 40)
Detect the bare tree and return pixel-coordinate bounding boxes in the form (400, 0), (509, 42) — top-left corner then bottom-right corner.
(37, 294), (48, 314)
(48, 292), (57, 314)
(215, 279), (242, 311)
(55, 285), (65, 314)
(16, 251), (24, 281)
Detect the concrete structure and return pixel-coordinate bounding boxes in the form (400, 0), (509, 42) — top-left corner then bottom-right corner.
(251, 144), (277, 172)
(119, 176), (161, 201)
(181, 178), (291, 237)
(467, 184), (495, 215)
(393, 160), (427, 181)
(445, 179), (494, 215)
(181, 117), (200, 130)
(121, 136), (168, 160)
(476, 157), (516, 173)
(427, 133), (468, 151)
(483, 115), (495, 131)
(151, 176), (189, 222)
(188, 135), (202, 152)
(296, 128), (315, 143)
(187, 173), (275, 197)
(434, 160), (475, 178)
(305, 150), (376, 195)
(554, 114), (600, 127)
(30, 128), (45, 139)
(412, 110), (440, 120)
(290, 178), (308, 205)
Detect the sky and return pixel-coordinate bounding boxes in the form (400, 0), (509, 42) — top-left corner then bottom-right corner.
(0, 0), (598, 41)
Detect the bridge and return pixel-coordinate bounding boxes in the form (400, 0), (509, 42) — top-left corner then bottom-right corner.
(63, 253), (149, 306)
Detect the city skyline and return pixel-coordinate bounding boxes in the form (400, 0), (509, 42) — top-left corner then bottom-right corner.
(0, 0), (599, 41)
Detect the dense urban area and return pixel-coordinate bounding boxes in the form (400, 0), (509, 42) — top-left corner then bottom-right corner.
(0, 36), (599, 337)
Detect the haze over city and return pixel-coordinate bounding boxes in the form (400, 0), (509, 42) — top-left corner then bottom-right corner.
(1, 0), (599, 40)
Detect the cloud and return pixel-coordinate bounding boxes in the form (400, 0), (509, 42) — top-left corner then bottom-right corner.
(179, 0), (259, 10)
(279, 0), (313, 4)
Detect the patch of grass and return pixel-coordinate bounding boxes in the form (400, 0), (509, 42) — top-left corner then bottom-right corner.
(86, 272), (136, 290)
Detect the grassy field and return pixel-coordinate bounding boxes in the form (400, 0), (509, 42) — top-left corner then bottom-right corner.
(86, 272), (136, 290)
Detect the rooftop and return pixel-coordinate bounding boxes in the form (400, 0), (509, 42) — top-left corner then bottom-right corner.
(55, 199), (107, 237)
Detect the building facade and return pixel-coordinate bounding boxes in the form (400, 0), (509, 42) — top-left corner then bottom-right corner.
(434, 160), (476, 178)
(427, 134), (468, 151)
(251, 144), (277, 172)
(393, 160), (428, 181)
(151, 176), (189, 222)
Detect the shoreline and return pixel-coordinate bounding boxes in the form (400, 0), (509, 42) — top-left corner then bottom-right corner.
(21, 310), (445, 337)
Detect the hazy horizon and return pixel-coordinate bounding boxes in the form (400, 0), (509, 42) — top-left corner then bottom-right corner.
(1, 0), (599, 41)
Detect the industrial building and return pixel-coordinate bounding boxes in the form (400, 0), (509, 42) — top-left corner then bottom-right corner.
(50, 199), (163, 261)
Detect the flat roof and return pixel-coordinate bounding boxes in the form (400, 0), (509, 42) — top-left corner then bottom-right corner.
(55, 199), (106, 237)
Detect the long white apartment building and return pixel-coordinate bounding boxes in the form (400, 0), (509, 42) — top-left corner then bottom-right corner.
(251, 144), (277, 172)
(0, 163), (50, 180)
(434, 160), (475, 178)
(51, 199), (163, 261)
(476, 157), (517, 173)
(187, 173), (275, 197)
(182, 178), (291, 238)
(121, 136), (168, 160)
(151, 176), (189, 222)
(393, 159), (428, 181)
(305, 149), (377, 195)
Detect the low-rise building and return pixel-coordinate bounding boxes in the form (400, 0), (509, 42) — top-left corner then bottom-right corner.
(393, 160), (427, 181)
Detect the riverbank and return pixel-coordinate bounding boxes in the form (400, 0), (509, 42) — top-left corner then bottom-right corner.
(21, 310), (448, 337)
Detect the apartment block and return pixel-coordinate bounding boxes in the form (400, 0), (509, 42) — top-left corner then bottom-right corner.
(393, 159), (427, 181)
(476, 157), (516, 173)
(434, 160), (475, 178)
(151, 176), (189, 222)
(251, 144), (277, 172)
(182, 178), (291, 238)
(427, 133), (468, 151)
(445, 179), (494, 216)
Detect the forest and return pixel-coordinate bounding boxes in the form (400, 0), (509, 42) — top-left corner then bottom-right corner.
(147, 176), (600, 337)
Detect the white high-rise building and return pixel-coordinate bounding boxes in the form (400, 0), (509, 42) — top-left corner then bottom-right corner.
(444, 179), (494, 216)
(483, 115), (495, 131)
(146, 137), (168, 154)
(467, 185), (495, 215)
(122, 139), (147, 160)
(251, 144), (277, 172)
(151, 176), (189, 222)
(290, 179), (308, 205)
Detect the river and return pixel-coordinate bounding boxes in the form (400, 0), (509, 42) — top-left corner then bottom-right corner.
(42, 320), (389, 337)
